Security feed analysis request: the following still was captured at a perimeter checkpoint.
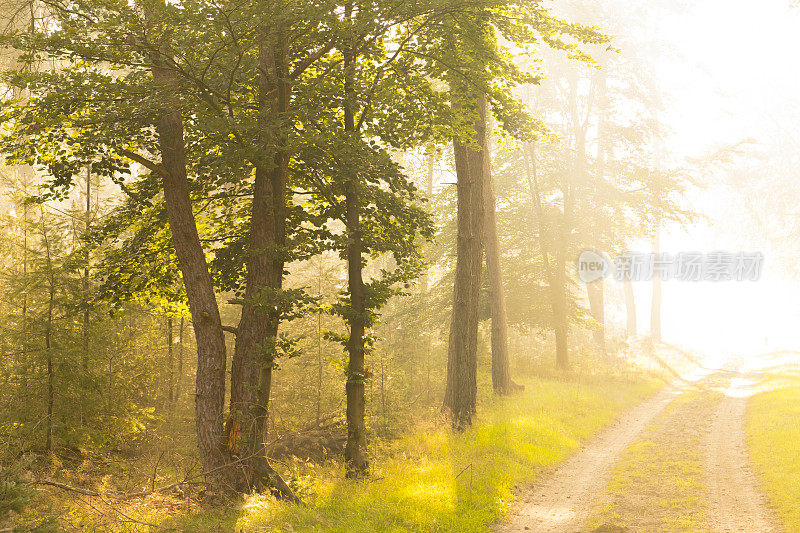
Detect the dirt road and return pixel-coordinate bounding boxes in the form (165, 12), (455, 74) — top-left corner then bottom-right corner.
(705, 368), (778, 532)
(496, 383), (688, 532)
(497, 359), (781, 532)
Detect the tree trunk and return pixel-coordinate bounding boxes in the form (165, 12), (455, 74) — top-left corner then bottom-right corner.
(423, 149), (435, 403)
(522, 141), (568, 369)
(21, 201), (28, 390)
(227, 35), (295, 498)
(587, 279), (606, 357)
(553, 150), (571, 371)
(82, 165), (90, 374)
(343, 154), (368, 476)
(151, 57), (228, 486)
(552, 260), (570, 370)
(143, 3), (295, 499)
(342, 23), (369, 476)
(41, 212), (55, 455)
(623, 278), (637, 338)
(316, 264), (323, 424)
(444, 95), (486, 427)
(167, 316), (174, 404)
(590, 70), (609, 357)
(482, 131), (516, 394)
(650, 230), (662, 342)
(176, 316), (184, 403)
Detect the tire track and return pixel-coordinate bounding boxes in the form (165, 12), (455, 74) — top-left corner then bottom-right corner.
(496, 382), (689, 532)
(705, 367), (780, 532)
(497, 355), (783, 532)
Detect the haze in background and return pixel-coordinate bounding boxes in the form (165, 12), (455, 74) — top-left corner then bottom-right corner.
(603, 0), (800, 354)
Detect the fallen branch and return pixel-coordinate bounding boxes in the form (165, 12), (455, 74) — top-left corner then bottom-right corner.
(32, 479), (100, 496)
(32, 474), (208, 501)
(115, 479), (205, 501)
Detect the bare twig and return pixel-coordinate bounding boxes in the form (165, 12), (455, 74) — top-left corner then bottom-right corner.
(31, 479), (99, 496)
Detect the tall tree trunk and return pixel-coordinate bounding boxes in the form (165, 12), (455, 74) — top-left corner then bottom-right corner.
(41, 212), (55, 455)
(143, 2), (295, 498)
(227, 35), (296, 499)
(552, 162), (577, 369)
(551, 73), (590, 370)
(424, 149), (435, 402)
(444, 95), (486, 427)
(590, 68), (609, 357)
(650, 229), (662, 342)
(176, 316), (184, 403)
(167, 316), (174, 404)
(21, 200), (28, 390)
(624, 278), (637, 338)
(343, 139), (368, 476)
(151, 55), (228, 485)
(342, 20), (369, 475)
(316, 263), (323, 424)
(522, 142), (568, 369)
(82, 165), (90, 374)
(587, 280), (606, 356)
(482, 131), (516, 394)
(552, 258), (570, 369)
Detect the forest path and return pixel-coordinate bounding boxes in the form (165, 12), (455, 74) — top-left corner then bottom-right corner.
(496, 356), (780, 532)
(495, 377), (692, 532)
(704, 364), (779, 532)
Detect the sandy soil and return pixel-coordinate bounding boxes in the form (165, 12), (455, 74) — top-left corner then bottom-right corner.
(495, 383), (688, 532)
(586, 372), (726, 531)
(705, 367), (780, 532)
(497, 358), (781, 532)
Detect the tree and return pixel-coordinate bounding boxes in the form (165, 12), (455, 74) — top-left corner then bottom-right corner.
(0, 0), (330, 495)
(483, 131), (518, 394)
(1, 0), (461, 484)
(623, 277), (637, 338)
(521, 139), (572, 369)
(291, 0), (449, 473)
(443, 94), (486, 427)
(39, 208), (56, 454)
(650, 229), (662, 342)
(437, 1), (607, 414)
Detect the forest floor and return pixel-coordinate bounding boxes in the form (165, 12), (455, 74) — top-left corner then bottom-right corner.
(497, 351), (792, 533)
(5, 362), (660, 532)
(168, 370), (660, 533)
(11, 346), (800, 532)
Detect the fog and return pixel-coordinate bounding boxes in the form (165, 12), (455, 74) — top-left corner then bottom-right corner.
(610, 0), (800, 354)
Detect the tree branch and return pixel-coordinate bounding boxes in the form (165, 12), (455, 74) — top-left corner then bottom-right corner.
(116, 149), (169, 179)
(290, 40), (335, 79)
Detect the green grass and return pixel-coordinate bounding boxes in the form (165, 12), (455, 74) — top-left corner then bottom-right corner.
(175, 374), (659, 533)
(747, 366), (800, 531)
